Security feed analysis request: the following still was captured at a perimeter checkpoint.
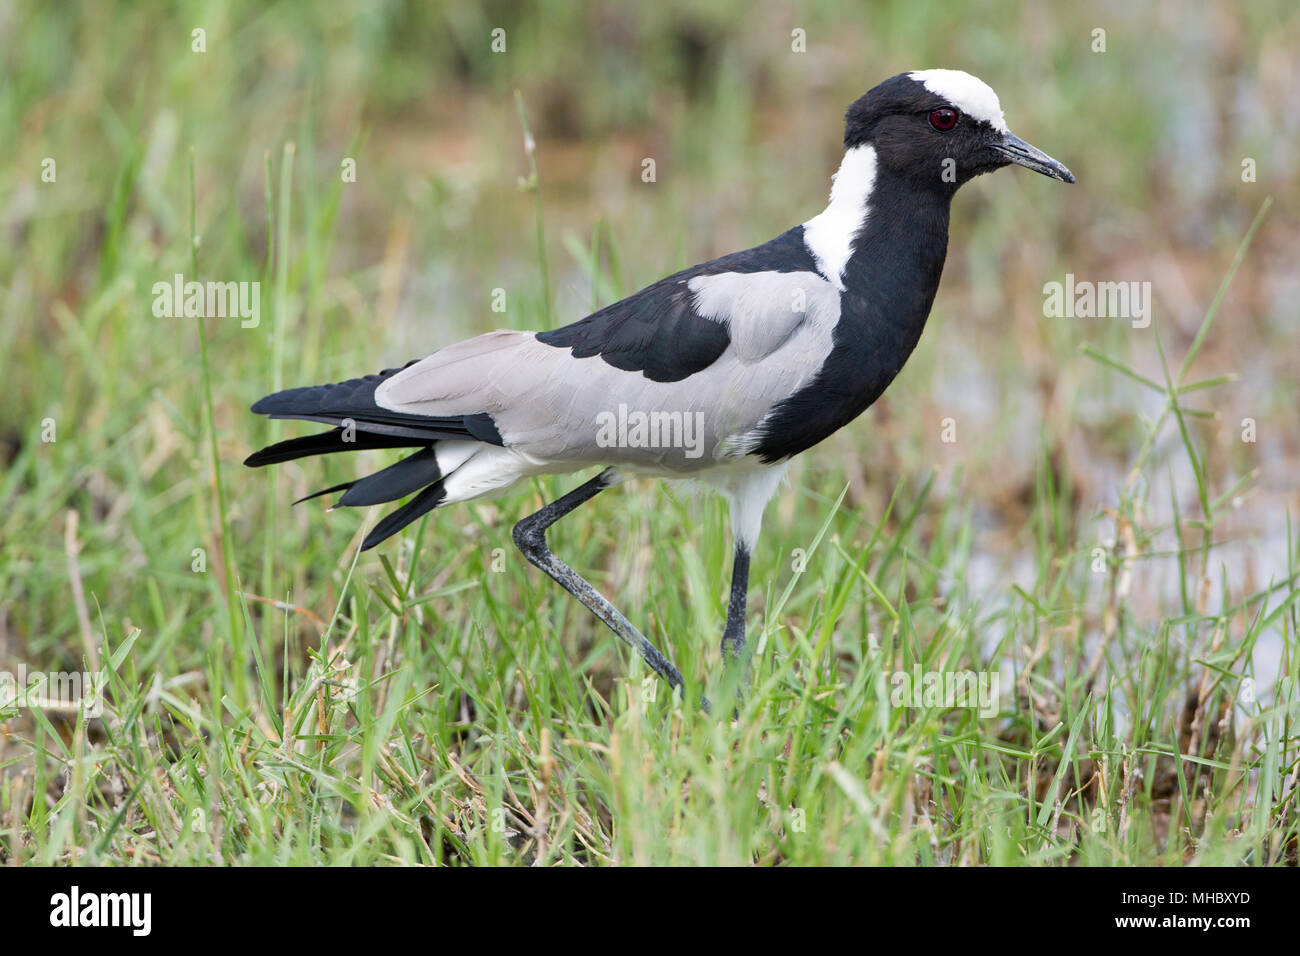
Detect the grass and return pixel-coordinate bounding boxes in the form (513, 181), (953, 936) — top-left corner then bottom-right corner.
(1, 0), (1298, 866)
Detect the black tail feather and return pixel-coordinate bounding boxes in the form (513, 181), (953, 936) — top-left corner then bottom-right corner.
(247, 365), (497, 549)
(338, 447), (441, 507)
(244, 428), (420, 467)
(260, 414), (475, 443)
(292, 480), (355, 506)
(361, 480), (448, 550)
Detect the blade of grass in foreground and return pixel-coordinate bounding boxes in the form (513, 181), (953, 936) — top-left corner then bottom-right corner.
(189, 148), (245, 683)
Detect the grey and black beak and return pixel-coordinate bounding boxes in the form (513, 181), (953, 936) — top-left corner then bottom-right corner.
(993, 131), (1075, 183)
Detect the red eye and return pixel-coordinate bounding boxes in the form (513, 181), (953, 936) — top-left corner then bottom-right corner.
(929, 108), (958, 131)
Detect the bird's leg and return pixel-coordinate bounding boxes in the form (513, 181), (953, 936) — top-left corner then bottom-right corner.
(720, 543), (751, 664)
(717, 542), (754, 717)
(512, 468), (689, 701)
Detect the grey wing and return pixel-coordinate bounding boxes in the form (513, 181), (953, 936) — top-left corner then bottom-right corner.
(375, 270), (841, 473)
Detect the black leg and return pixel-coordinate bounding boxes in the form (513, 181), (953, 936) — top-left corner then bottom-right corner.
(721, 543), (751, 663)
(512, 468), (691, 702)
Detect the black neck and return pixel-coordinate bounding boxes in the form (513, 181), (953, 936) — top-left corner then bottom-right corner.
(841, 167), (951, 334)
(752, 168), (951, 464)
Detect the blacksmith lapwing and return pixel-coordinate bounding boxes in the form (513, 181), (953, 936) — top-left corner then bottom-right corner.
(246, 70), (1074, 705)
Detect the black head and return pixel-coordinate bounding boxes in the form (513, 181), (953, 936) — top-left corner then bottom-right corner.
(843, 70), (1074, 194)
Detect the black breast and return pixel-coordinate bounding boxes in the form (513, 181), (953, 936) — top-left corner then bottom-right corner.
(749, 171), (952, 463)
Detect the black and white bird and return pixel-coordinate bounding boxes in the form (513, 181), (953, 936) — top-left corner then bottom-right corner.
(246, 69), (1074, 704)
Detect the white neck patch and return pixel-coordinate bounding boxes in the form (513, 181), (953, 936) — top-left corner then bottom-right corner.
(802, 144), (877, 290)
(909, 69), (1007, 132)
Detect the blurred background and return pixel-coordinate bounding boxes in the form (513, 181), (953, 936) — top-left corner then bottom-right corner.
(5, 0), (1297, 666)
(0, 0), (1297, 864)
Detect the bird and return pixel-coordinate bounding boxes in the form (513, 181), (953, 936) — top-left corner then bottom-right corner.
(245, 69), (1074, 709)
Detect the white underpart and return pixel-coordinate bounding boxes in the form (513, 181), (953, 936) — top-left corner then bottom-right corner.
(437, 445), (545, 505)
(801, 145), (877, 290)
(432, 440), (479, 477)
(698, 461), (791, 550)
(908, 69), (1007, 132)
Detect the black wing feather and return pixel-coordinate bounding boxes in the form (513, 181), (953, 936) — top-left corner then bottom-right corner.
(248, 364), (503, 446)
